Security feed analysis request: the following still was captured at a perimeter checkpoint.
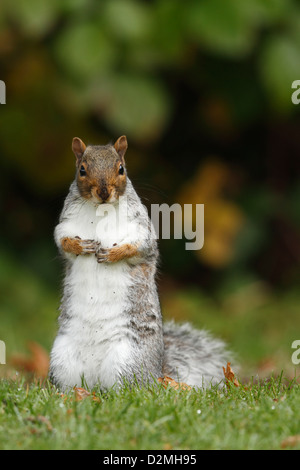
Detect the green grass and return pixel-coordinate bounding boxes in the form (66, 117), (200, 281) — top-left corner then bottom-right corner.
(0, 374), (300, 450)
(1, 249), (300, 450)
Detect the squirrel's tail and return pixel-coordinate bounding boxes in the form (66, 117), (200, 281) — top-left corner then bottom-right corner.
(162, 320), (236, 388)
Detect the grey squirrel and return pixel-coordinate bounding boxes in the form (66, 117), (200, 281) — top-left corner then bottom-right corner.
(49, 136), (232, 391)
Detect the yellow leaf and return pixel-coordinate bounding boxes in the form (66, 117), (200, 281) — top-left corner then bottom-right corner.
(222, 362), (240, 387)
(158, 376), (192, 391)
(281, 435), (300, 449)
(73, 387), (101, 403)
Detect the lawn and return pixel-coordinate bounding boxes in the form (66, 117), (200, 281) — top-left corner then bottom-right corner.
(0, 374), (299, 450)
(1, 250), (300, 450)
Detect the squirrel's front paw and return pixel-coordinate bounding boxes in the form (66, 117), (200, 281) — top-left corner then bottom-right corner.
(61, 236), (100, 256)
(77, 238), (100, 255)
(95, 247), (111, 263)
(95, 243), (139, 263)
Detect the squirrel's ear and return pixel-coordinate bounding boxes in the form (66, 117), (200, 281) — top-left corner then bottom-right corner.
(72, 137), (86, 165)
(114, 135), (128, 162)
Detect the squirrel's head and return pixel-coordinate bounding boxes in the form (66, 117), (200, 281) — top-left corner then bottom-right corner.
(72, 136), (128, 204)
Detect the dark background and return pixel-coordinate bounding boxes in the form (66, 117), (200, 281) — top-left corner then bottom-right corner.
(0, 0), (299, 379)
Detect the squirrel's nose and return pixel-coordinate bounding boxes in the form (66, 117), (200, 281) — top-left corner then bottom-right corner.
(97, 187), (109, 201)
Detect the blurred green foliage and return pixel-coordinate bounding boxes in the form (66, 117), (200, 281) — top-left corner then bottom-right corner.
(0, 0), (299, 370)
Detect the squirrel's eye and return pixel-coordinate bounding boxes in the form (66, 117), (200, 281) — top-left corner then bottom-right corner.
(119, 164), (124, 175)
(80, 165), (86, 177)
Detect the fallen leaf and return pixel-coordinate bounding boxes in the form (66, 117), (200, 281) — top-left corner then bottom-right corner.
(74, 387), (91, 400)
(10, 342), (49, 378)
(29, 427), (38, 435)
(281, 435), (300, 449)
(163, 443), (173, 450)
(27, 415), (53, 432)
(74, 387), (101, 403)
(129, 439), (137, 447)
(36, 415), (53, 432)
(222, 362), (240, 387)
(158, 376), (191, 391)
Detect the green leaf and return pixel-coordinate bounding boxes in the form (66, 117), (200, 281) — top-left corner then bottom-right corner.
(54, 21), (116, 82)
(185, 0), (256, 58)
(124, 0), (187, 69)
(98, 74), (171, 142)
(238, 0), (293, 26)
(3, 0), (60, 37)
(259, 35), (300, 111)
(102, 0), (152, 42)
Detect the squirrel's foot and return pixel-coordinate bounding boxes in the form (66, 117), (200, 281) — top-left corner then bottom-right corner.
(74, 236), (100, 255)
(95, 247), (111, 263)
(95, 243), (139, 263)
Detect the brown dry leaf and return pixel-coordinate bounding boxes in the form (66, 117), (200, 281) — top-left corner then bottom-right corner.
(222, 362), (240, 387)
(57, 392), (71, 404)
(27, 415), (53, 432)
(158, 376), (191, 391)
(74, 387), (91, 401)
(163, 443), (173, 450)
(10, 341), (49, 378)
(280, 435), (300, 449)
(36, 415), (53, 432)
(74, 387), (101, 403)
(29, 427), (38, 435)
(92, 395), (101, 403)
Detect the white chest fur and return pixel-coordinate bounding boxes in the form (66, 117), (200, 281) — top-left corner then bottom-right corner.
(51, 198), (139, 390)
(56, 194), (144, 247)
